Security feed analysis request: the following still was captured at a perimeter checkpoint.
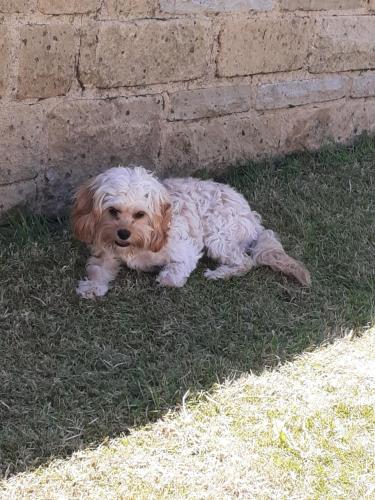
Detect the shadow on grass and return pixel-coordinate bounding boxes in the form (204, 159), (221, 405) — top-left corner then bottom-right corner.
(0, 137), (374, 478)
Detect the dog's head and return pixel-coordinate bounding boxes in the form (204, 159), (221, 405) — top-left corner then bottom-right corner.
(72, 166), (172, 253)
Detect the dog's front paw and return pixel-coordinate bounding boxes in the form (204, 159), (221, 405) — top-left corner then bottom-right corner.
(157, 270), (187, 288)
(204, 268), (219, 280)
(76, 280), (109, 299)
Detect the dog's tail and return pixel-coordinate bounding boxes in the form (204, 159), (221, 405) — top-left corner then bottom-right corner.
(249, 230), (311, 286)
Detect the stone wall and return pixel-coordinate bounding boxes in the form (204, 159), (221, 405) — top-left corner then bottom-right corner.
(1, 0), (375, 214)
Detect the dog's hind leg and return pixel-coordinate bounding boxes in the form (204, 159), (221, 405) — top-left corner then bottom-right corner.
(204, 240), (255, 280)
(204, 256), (254, 280)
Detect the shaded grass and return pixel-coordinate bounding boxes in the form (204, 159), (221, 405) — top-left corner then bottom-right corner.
(0, 136), (374, 477)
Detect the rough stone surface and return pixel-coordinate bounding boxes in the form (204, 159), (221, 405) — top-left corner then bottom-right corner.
(38, 0), (100, 14)
(161, 100), (368, 173)
(274, 100), (366, 153)
(310, 17), (375, 73)
(280, 0), (364, 10)
(0, 181), (37, 216)
(45, 96), (162, 212)
(0, 0), (36, 12)
(16, 25), (77, 100)
(256, 76), (348, 110)
(0, 105), (45, 185)
(351, 74), (375, 97)
(362, 98), (375, 133)
(168, 85), (251, 121)
(160, 0), (273, 13)
(81, 19), (211, 88)
(217, 17), (311, 77)
(0, 26), (8, 96)
(104, 0), (157, 17)
(160, 115), (278, 173)
(0, 2), (375, 216)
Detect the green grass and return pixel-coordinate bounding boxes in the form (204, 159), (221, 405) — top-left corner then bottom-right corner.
(0, 136), (374, 479)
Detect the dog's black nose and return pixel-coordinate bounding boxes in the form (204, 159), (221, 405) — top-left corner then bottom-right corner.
(117, 229), (131, 240)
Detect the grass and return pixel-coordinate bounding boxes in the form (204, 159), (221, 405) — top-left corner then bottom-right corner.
(1, 328), (375, 498)
(0, 136), (374, 484)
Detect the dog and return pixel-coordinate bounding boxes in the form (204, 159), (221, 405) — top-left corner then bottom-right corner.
(72, 166), (310, 298)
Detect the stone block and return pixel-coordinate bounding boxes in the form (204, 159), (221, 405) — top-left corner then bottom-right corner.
(351, 74), (375, 98)
(104, 0), (157, 17)
(0, 105), (45, 185)
(369, 0), (375, 10)
(280, 0), (364, 10)
(0, 26), (8, 96)
(160, 0), (273, 13)
(45, 96), (162, 212)
(0, 0), (36, 12)
(310, 17), (375, 73)
(217, 17), (311, 77)
(16, 24), (77, 100)
(256, 76), (348, 110)
(362, 98), (375, 133)
(160, 114), (278, 173)
(0, 181), (37, 216)
(38, 0), (100, 14)
(275, 100), (366, 153)
(80, 19), (211, 88)
(168, 85), (251, 121)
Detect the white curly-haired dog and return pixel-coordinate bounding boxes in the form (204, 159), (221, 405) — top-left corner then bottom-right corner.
(72, 166), (310, 298)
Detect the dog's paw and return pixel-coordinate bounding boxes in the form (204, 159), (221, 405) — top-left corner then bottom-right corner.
(76, 280), (108, 299)
(204, 268), (220, 280)
(157, 270), (186, 288)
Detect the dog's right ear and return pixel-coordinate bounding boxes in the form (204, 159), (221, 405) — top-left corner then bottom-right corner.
(71, 182), (98, 244)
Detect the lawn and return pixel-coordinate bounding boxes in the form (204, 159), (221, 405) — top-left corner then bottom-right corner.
(0, 137), (374, 483)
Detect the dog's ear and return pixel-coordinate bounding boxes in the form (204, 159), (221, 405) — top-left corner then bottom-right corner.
(71, 182), (99, 244)
(149, 202), (172, 253)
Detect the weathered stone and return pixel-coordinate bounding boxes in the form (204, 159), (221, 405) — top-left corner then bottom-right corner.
(0, 181), (36, 216)
(217, 17), (311, 77)
(362, 98), (375, 133)
(16, 25), (77, 100)
(104, 0), (157, 17)
(160, 115), (278, 173)
(0, 105), (45, 185)
(160, 0), (273, 13)
(161, 100), (369, 173)
(168, 85), (251, 121)
(369, 0), (375, 10)
(0, 0), (36, 12)
(274, 100), (366, 153)
(256, 76), (348, 110)
(80, 19), (211, 88)
(280, 0), (364, 10)
(0, 26), (8, 96)
(310, 17), (375, 73)
(351, 74), (375, 98)
(38, 0), (100, 14)
(45, 96), (162, 212)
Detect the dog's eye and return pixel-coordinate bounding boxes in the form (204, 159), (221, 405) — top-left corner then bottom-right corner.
(134, 211), (146, 219)
(109, 207), (119, 217)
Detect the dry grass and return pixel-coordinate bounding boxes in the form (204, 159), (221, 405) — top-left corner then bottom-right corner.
(1, 328), (375, 499)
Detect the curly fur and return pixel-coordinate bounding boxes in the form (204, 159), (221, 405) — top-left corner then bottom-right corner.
(72, 166), (311, 298)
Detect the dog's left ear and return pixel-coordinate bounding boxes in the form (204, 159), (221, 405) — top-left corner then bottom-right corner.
(149, 201), (172, 253)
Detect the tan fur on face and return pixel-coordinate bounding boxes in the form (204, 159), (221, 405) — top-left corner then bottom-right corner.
(72, 183), (100, 244)
(73, 197), (171, 252)
(149, 202), (172, 253)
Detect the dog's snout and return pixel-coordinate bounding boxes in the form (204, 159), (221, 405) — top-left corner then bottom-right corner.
(117, 229), (131, 240)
